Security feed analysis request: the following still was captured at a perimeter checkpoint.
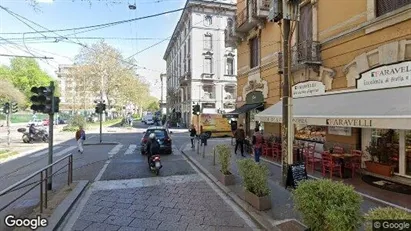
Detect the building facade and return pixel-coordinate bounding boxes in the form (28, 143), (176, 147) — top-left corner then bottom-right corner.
(56, 64), (96, 111)
(227, 0), (411, 181)
(163, 0), (237, 127)
(159, 73), (167, 115)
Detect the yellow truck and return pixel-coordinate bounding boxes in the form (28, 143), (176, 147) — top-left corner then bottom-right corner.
(192, 113), (232, 138)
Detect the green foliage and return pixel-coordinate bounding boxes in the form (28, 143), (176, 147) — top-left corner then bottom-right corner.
(144, 96), (160, 111)
(364, 207), (411, 231)
(366, 130), (396, 164)
(292, 179), (363, 231)
(62, 126), (78, 132)
(216, 144), (232, 175)
(0, 79), (26, 106)
(237, 159), (270, 197)
(68, 115), (87, 128)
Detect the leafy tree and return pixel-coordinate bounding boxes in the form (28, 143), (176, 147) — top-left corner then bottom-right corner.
(0, 79), (27, 106)
(144, 96), (160, 111)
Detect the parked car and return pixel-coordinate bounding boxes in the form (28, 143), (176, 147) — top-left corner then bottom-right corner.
(146, 119), (154, 125)
(140, 126), (173, 155)
(27, 119), (43, 127)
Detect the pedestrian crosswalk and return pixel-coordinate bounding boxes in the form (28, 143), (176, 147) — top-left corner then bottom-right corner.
(30, 145), (76, 158)
(124, 144), (137, 155)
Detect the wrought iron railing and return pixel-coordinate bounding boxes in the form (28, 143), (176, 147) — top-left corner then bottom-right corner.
(251, 0), (270, 17)
(291, 40), (321, 65)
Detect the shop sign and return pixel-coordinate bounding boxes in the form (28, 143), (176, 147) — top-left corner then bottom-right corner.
(246, 91), (264, 104)
(292, 81), (325, 98)
(328, 126), (352, 136)
(357, 61), (411, 90)
(326, 119), (372, 127)
(259, 116), (308, 124)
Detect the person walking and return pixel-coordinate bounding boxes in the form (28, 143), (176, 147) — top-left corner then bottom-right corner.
(75, 126), (86, 154)
(252, 127), (264, 163)
(189, 124), (196, 148)
(234, 124), (245, 157)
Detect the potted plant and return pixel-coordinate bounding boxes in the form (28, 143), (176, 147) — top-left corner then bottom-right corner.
(216, 144), (235, 186)
(364, 207), (411, 231)
(237, 159), (271, 211)
(365, 130), (396, 177)
(292, 179), (363, 231)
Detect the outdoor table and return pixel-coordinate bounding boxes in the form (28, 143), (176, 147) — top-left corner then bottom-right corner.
(330, 153), (354, 178)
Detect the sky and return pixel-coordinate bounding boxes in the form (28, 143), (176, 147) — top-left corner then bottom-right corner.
(0, 0), (187, 100)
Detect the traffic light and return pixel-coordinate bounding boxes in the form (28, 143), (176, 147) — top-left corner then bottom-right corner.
(11, 102), (18, 113)
(3, 102), (10, 114)
(30, 86), (54, 114)
(95, 102), (106, 114)
(192, 105), (196, 115)
(192, 104), (200, 115)
(53, 97), (60, 113)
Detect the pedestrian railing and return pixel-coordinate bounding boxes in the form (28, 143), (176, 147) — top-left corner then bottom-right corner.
(0, 153), (74, 213)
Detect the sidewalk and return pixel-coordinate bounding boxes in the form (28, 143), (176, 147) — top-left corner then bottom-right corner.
(181, 141), (407, 231)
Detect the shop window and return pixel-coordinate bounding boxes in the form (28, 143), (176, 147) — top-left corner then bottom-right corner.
(376, 0), (411, 17)
(249, 37), (259, 68)
(371, 129), (400, 173)
(405, 131), (411, 176)
(295, 125), (326, 143)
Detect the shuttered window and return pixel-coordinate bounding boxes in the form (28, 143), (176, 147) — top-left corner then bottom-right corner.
(249, 37), (259, 68)
(376, 0), (411, 17)
(298, 4), (313, 44)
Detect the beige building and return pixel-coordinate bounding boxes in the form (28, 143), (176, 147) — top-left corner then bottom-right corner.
(226, 0), (411, 181)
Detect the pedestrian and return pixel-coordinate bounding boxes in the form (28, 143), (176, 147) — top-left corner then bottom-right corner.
(75, 126), (86, 154)
(234, 124), (245, 157)
(189, 124), (196, 148)
(252, 127), (264, 163)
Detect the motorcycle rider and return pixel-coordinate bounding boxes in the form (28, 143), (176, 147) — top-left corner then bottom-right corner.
(29, 124), (36, 142)
(146, 133), (160, 167)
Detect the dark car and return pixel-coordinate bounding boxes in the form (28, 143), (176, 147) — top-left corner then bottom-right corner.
(140, 126), (173, 155)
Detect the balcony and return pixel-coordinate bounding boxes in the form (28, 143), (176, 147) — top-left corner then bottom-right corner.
(225, 18), (243, 48)
(179, 71), (191, 86)
(201, 73), (214, 80)
(278, 41), (322, 72)
(236, 0), (270, 33)
(201, 93), (216, 102)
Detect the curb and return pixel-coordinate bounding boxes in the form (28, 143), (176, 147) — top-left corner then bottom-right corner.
(181, 150), (279, 231)
(42, 180), (89, 231)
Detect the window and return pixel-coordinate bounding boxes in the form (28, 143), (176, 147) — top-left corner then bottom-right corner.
(204, 33), (212, 50)
(204, 15), (212, 26)
(226, 58), (234, 75)
(376, 0), (411, 17)
(227, 18), (233, 27)
(187, 38), (191, 53)
(146, 129), (167, 138)
(187, 59), (191, 71)
(204, 57), (212, 73)
(371, 129), (399, 173)
(298, 3), (313, 44)
(249, 37), (259, 68)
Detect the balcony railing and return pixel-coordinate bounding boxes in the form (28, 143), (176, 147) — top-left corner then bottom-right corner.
(251, 0), (270, 17)
(291, 40), (321, 66)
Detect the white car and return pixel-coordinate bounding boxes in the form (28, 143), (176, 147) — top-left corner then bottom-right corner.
(27, 119), (43, 127)
(146, 119), (154, 125)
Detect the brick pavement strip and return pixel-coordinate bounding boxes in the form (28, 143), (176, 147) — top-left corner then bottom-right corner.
(71, 177), (254, 231)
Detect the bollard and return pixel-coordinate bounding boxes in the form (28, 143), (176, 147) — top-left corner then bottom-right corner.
(202, 144), (205, 158)
(213, 148), (216, 166)
(197, 138), (200, 154)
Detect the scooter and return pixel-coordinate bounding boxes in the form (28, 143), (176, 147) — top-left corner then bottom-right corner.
(149, 154), (162, 176)
(18, 128), (49, 143)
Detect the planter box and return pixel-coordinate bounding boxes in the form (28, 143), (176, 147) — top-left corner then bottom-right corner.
(219, 172), (235, 186)
(244, 189), (271, 211)
(365, 161), (394, 177)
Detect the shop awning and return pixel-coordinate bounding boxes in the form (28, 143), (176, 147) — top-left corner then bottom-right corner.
(223, 103), (264, 118)
(254, 87), (411, 129)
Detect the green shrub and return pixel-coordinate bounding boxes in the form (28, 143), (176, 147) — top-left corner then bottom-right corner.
(237, 159), (270, 197)
(364, 207), (411, 231)
(68, 115), (87, 128)
(292, 179), (363, 231)
(62, 125), (78, 132)
(216, 144), (232, 175)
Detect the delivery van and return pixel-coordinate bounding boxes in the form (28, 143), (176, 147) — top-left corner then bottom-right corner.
(191, 113), (232, 138)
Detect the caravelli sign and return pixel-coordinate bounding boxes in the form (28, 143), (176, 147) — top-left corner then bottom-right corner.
(258, 116), (308, 124)
(292, 81), (325, 98)
(357, 61), (411, 90)
(326, 119), (372, 127)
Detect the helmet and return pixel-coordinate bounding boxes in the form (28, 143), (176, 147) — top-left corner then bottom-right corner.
(149, 133), (156, 139)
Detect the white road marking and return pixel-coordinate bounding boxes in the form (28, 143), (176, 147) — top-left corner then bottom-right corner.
(54, 146), (77, 157)
(94, 144), (123, 182)
(29, 146), (63, 158)
(108, 144), (123, 158)
(124, 144), (137, 155)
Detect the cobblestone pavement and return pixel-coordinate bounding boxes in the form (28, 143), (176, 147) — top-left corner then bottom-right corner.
(69, 174), (256, 231)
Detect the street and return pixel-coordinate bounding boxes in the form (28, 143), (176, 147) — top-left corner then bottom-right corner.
(0, 122), (260, 231)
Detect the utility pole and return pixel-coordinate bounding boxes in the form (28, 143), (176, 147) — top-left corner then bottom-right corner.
(5, 103), (11, 146)
(48, 82), (55, 190)
(95, 97), (106, 143)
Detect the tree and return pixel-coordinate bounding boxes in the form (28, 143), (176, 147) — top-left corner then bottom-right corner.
(74, 41), (149, 110)
(5, 58), (53, 98)
(0, 79), (27, 106)
(144, 96), (160, 111)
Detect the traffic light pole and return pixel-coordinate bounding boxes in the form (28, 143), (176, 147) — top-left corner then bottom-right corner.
(7, 108), (10, 146)
(47, 81), (55, 190)
(99, 112), (102, 143)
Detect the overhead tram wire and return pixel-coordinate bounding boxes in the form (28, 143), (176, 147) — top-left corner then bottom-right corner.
(0, 6), (186, 36)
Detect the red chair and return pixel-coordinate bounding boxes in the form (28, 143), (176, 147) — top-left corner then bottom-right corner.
(272, 143), (281, 162)
(304, 145), (321, 172)
(346, 150), (362, 177)
(321, 151), (342, 179)
(262, 143), (273, 158)
(333, 146), (344, 154)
